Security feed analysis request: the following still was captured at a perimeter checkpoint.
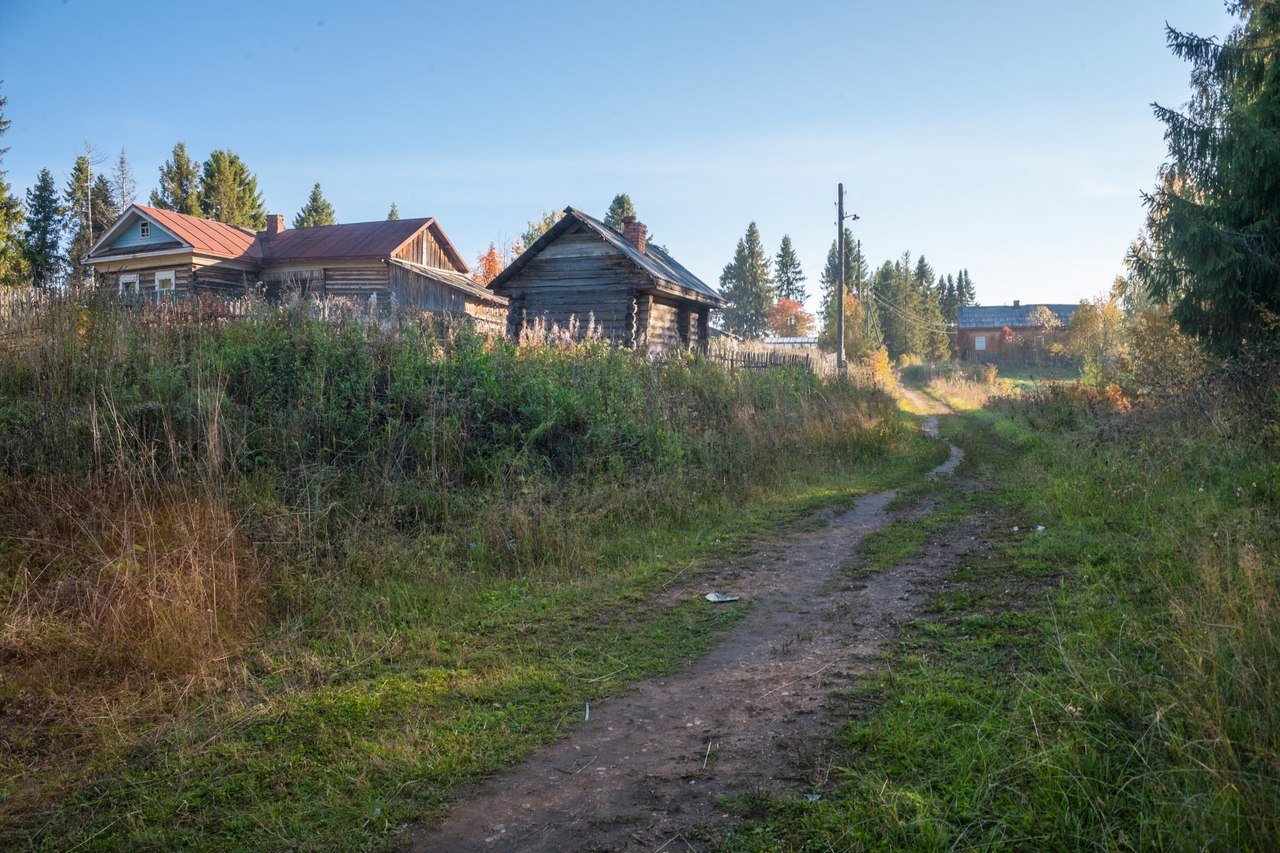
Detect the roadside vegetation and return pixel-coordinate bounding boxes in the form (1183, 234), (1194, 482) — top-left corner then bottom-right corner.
(0, 295), (940, 848)
(723, 344), (1280, 850)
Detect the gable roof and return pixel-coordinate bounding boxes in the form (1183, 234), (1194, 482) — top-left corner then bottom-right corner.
(490, 207), (726, 307)
(87, 204), (261, 261)
(86, 205), (469, 271)
(957, 303), (1079, 330)
(259, 218), (467, 270)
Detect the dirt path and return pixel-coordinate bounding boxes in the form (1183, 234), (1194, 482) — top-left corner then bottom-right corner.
(411, 406), (963, 852)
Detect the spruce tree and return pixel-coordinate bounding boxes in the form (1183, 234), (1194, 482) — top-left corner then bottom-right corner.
(958, 269), (976, 306)
(23, 167), (64, 288)
(718, 222), (775, 338)
(111, 148), (136, 210)
(387, 202), (400, 221)
(62, 157), (91, 283)
(150, 141), (202, 215)
(603, 193), (636, 230)
(817, 231), (879, 355)
(876, 253), (931, 361)
(1131, 5), (1280, 352)
(293, 182), (337, 228)
(0, 82), (27, 286)
(940, 275), (959, 324)
(774, 234), (806, 302)
(199, 149), (265, 229)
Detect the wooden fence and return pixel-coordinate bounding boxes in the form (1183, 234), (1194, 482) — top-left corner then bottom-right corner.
(709, 348), (815, 372)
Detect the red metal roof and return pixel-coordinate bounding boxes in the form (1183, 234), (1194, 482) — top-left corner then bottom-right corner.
(94, 206), (469, 273)
(136, 205), (261, 260)
(259, 218), (435, 263)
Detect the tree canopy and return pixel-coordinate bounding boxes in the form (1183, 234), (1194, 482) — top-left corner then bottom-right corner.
(0, 81), (27, 286)
(199, 149), (265, 229)
(603, 193), (636, 231)
(294, 183), (337, 228)
(1131, 5), (1280, 353)
(150, 142), (201, 215)
(774, 235), (806, 302)
(23, 167), (63, 288)
(386, 202), (400, 221)
(719, 222), (775, 338)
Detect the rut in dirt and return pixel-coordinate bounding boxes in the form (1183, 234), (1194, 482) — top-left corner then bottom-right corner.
(412, 412), (962, 852)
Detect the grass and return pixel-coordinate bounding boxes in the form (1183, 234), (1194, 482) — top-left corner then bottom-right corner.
(0, 296), (945, 849)
(720, 359), (1280, 850)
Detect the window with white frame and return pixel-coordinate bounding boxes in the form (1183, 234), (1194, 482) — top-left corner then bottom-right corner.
(139, 221), (151, 239)
(118, 273), (139, 296)
(974, 335), (987, 351)
(155, 270), (176, 303)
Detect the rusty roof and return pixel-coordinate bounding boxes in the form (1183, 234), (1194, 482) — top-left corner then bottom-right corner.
(135, 205), (261, 260)
(260, 218), (432, 263)
(89, 206), (470, 271)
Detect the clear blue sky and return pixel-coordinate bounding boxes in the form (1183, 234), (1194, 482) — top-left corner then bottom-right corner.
(0, 0), (1236, 311)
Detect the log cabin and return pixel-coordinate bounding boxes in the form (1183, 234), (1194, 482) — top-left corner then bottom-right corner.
(82, 204), (508, 330)
(488, 208), (726, 353)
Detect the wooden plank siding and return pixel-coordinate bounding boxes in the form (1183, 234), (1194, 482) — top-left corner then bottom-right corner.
(391, 228), (454, 271)
(494, 229), (653, 344)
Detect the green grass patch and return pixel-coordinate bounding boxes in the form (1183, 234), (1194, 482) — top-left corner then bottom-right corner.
(723, 372), (1280, 850)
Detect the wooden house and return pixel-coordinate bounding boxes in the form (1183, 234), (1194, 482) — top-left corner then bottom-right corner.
(487, 208), (726, 352)
(83, 205), (508, 330)
(956, 301), (1078, 360)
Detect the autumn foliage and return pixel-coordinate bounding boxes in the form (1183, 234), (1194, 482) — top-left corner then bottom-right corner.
(767, 298), (815, 337)
(470, 240), (519, 285)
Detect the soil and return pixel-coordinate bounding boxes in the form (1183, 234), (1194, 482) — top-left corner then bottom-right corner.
(410, 397), (980, 852)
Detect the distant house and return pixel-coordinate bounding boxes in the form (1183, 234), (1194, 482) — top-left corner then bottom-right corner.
(82, 205), (508, 330)
(956, 301), (1078, 360)
(488, 208), (726, 352)
(763, 336), (819, 349)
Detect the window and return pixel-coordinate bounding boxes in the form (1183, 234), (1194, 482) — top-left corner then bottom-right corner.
(139, 221), (151, 239)
(118, 273), (139, 296)
(155, 270), (176, 304)
(974, 335), (986, 351)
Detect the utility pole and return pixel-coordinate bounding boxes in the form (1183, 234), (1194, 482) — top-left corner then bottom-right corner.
(836, 183), (845, 374)
(835, 183), (860, 375)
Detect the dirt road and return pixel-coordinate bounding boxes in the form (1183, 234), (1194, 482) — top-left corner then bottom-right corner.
(412, 401), (963, 852)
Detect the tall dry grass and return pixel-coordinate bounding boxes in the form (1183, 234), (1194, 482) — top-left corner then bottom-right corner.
(0, 293), (907, 741)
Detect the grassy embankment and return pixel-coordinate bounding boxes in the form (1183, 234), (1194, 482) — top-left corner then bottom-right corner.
(0, 297), (941, 849)
(724, 361), (1279, 849)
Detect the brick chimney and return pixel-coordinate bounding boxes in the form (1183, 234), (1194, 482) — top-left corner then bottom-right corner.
(622, 215), (647, 254)
(1012, 299), (1021, 308)
(266, 214), (286, 237)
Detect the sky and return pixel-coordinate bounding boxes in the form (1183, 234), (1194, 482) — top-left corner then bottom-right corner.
(0, 0), (1239, 313)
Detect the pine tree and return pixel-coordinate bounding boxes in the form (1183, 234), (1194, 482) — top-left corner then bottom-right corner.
(774, 234), (806, 301)
(23, 167), (64, 288)
(199, 149), (265, 229)
(718, 222), (775, 338)
(0, 82), (27, 286)
(603, 193), (636, 230)
(1129, 6), (1280, 352)
(111, 148), (136, 210)
(294, 182), (337, 228)
(387, 202), (400, 221)
(150, 141), (202, 215)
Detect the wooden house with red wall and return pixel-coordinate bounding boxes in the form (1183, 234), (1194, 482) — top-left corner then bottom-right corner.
(956, 301), (1078, 360)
